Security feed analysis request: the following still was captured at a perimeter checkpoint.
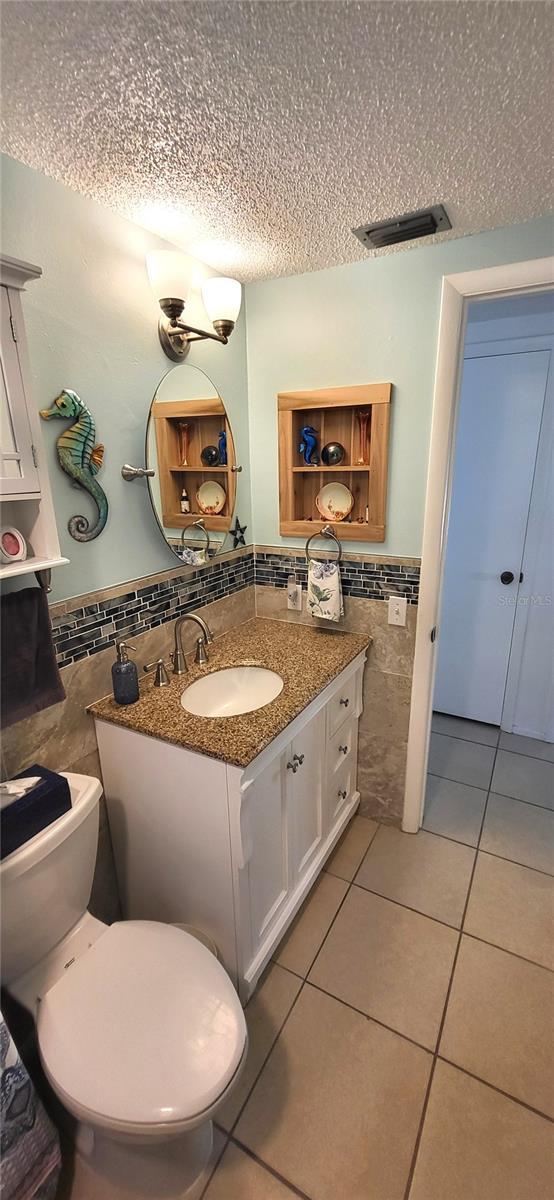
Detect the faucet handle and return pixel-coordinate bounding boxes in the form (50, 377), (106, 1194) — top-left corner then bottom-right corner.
(144, 659), (171, 687)
(194, 636), (209, 666)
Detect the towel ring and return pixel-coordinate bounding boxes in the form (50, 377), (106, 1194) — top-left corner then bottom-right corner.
(180, 519), (211, 558)
(305, 524), (342, 563)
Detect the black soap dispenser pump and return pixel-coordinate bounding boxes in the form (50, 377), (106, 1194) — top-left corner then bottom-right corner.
(112, 640), (139, 706)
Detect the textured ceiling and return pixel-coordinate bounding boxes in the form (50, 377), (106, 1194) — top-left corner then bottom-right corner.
(1, 1), (552, 281)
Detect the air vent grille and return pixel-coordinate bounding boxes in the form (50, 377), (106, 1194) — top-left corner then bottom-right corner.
(353, 205), (451, 250)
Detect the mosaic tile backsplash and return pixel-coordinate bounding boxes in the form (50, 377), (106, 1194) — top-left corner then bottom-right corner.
(52, 549), (420, 668)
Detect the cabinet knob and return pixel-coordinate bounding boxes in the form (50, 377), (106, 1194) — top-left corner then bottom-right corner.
(286, 761), (298, 773)
(339, 697), (349, 707)
(293, 753), (305, 766)
(339, 744), (348, 755)
(338, 788), (347, 800)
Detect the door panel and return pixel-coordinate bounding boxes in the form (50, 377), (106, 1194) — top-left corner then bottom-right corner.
(244, 752), (289, 955)
(289, 707), (326, 883)
(435, 350), (550, 724)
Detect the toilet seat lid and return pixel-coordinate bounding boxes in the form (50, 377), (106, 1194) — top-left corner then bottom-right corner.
(37, 921), (246, 1127)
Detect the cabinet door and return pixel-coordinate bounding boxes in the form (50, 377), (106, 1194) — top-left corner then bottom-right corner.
(288, 706), (326, 884)
(241, 751), (290, 962)
(0, 287), (40, 495)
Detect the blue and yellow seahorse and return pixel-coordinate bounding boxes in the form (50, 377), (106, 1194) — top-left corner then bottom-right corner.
(40, 389), (108, 542)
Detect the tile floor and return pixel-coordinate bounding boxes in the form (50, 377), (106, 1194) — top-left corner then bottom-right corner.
(199, 716), (554, 1199)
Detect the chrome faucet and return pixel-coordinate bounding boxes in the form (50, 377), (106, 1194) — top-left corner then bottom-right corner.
(172, 612), (214, 674)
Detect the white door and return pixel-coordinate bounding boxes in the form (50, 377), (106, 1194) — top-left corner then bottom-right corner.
(288, 707), (326, 883)
(434, 349), (550, 724)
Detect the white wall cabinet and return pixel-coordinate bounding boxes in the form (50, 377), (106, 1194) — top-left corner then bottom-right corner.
(95, 651), (366, 1001)
(0, 255), (68, 582)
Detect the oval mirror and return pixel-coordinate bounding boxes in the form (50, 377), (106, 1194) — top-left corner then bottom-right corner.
(146, 363), (237, 566)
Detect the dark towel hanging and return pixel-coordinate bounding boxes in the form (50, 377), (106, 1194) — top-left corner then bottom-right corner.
(0, 587), (66, 729)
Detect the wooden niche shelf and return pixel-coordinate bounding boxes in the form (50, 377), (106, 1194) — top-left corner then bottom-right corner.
(152, 396), (236, 532)
(278, 383), (392, 542)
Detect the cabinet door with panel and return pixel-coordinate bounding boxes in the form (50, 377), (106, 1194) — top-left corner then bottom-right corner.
(288, 706), (326, 885)
(0, 287), (40, 496)
(239, 750), (290, 969)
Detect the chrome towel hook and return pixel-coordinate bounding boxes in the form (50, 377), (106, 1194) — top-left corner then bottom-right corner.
(305, 524), (342, 563)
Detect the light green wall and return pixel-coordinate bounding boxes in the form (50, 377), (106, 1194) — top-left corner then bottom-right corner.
(3, 152), (552, 596)
(245, 216), (554, 556)
(1, 155), (252, 603)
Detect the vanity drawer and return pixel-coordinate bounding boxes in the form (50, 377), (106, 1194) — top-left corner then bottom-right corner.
(327, 716), (357, 776)
(327, 674), (357, 737)
(328, 759), (354, 825)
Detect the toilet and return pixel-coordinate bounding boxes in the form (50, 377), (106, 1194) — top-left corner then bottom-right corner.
(0, 773), (247, 1199)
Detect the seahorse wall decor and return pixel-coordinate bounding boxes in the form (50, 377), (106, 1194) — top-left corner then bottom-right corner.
(40, 389), (108, 542)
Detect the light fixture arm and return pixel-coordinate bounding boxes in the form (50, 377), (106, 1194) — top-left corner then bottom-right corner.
(171, 319), (228, 345)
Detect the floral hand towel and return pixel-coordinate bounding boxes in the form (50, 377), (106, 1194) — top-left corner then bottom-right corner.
(307, 559), (344, 622)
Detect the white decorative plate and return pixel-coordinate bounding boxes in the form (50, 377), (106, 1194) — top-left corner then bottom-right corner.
(315, 482), (354, 522)
(196, 480), (226, 515)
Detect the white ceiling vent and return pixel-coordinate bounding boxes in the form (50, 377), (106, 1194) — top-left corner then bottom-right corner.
(353, 205), (452, 250)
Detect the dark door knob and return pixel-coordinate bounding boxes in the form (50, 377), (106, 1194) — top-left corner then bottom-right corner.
(500, 571), (515, 585)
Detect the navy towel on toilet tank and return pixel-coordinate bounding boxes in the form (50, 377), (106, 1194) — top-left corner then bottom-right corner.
(0, 586), (66, 728)
(1, 765), (71, 860)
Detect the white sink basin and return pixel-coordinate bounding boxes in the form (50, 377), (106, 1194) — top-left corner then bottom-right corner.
(181, 666), (284, 718)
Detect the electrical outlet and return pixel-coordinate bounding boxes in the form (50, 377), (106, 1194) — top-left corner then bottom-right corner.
(287, 576), (303, 611)
(388, 595), (407, 626)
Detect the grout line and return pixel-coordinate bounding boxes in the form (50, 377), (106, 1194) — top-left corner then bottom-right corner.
(461, 930), (554, 974)
(485, 792), (554, 816)
(436, 1056), (554, 1124)
(426, 770), (490, 794)
(494, 745), (554, 767)
(404, 747), (498, 1199)
(475, 846), (554, 879)
(304, 978), (434, 1056)
(198, 1127), (229, 1200)
(351, 876), (467, 932)
(431, 728), (499, 749)
(228, 1136), (315, 1199)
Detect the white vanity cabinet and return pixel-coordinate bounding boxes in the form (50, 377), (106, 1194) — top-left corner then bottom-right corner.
(95, 650), (366, 1001)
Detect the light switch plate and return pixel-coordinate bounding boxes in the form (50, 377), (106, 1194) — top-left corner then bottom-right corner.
(388, 595), (407, 626)
(287, 576), (303, 611)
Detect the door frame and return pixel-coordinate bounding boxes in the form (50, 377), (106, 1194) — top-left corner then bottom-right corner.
(402, 256), (554, 834)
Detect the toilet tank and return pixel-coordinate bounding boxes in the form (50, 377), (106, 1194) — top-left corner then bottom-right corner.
(0, 773), (102, 985)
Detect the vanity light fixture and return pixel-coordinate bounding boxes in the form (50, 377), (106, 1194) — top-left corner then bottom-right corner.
(146, 250), (242, 361)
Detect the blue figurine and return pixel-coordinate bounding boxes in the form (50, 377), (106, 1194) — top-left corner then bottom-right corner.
(298, 425), (320, 466)
(218, 429), (227, 466)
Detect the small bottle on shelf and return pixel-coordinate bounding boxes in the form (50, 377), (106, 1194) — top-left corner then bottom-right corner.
(180, 486), (190, 514)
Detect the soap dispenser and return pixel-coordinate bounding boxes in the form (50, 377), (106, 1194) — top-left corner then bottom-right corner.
(112, 641), (139, 706)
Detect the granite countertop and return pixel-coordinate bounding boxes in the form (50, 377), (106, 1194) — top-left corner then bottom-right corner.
(88, 617), (369, 769)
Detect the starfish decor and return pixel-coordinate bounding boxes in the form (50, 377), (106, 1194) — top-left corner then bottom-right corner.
(231, 517), (247, 548)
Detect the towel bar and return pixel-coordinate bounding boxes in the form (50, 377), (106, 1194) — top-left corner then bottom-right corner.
(305, 524), (342, 563)
(180, 519), (211, 559)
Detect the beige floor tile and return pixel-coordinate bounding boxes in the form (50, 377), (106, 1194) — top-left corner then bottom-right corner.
(273, 871), (348, 977)
(355, 825), (475, 926)
(440, 936), (554, 1116)
(423, 775), (487, 846)
(218, 964), (302, 1131)
(481, 794), (554, 875)
(309, 885), (457, 1049)
(204, 1142), (296, 1199)
(410, 1060), (554, 1200)
(428, 732), (496, 788)
(465, 853), (554, 970)
(324, 814), (378, 881)
(499, 731), (554, 762)
(491, 750), (554, 810)
(432, 713), (499, 746)
(236, 984), (431, 1200)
